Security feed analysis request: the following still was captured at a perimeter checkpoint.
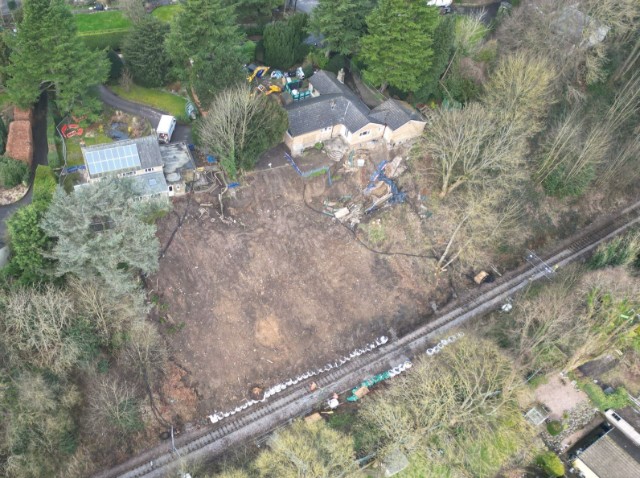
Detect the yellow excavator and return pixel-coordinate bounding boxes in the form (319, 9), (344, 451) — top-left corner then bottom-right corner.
(247, 66), (270, 83)
(256, 84), (282, 95)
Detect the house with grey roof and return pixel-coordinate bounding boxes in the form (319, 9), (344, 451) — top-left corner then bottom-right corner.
(284, 70), (426, 156)
(573, 410), (640, 478)
(81, 135), (169, 200)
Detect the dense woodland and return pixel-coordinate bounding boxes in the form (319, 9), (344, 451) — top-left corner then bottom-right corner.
(0, 0), (639, 476)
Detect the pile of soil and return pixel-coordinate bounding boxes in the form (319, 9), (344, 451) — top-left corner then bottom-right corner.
(5, 107), (33, 164)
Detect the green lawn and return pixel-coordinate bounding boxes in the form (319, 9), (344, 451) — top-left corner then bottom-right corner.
(110, 85), (188, 118)
(74, 11), (132, 34)
(151, 4), (182, 22)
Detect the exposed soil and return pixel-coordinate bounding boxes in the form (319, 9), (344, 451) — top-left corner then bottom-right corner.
(151, 151), (438, 419)
(534, 375), (588, 420)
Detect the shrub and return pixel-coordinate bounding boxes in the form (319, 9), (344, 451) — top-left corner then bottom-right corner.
(589, 231), (640, 270)
(536, 451), (565, 477)
(546, 420), (564, 436)
(326, 54), (347, 74)
(241, 41), (257, 62)
(307, 47), (329, 69)
(0, 156), (29, 187)
(579, 381), (631, 411)
(33, 165), (57, 203)
(542, 163), (594, 198)
(443, 62), (481, 104)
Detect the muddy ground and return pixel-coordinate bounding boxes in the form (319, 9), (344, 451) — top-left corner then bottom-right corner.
(151, 148), (441, 418)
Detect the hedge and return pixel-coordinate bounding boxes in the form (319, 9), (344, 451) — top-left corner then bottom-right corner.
(79, 30), (128, 50)
(33, 165), (57, 203)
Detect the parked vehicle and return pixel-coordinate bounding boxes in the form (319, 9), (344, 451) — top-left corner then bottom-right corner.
(157, 115), (176, 144)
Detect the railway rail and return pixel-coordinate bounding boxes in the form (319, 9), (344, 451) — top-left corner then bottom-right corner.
(95, 199), (640, 478)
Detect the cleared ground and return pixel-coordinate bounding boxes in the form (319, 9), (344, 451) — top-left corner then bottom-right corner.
(151, 151), (439, 417)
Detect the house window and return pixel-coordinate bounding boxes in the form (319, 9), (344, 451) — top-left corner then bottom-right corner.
(360, 130), (371, 137)
(144, 168), (154, 172)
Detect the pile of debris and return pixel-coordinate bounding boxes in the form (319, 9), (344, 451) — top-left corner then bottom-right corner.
(363, 157), (406, 213)
(5, 107), (33, 165)
(322, 156), (408, 227)
(323, 196), (363, 228)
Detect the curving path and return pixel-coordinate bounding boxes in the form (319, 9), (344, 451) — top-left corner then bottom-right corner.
(0, 94), (48, 248)
(98, 85), (192, 144)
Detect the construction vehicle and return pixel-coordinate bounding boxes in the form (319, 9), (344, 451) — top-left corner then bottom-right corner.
(247, 65), (270, 83)
(266, 85), (281, 95)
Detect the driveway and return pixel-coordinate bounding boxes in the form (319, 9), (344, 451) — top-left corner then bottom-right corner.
(0, 93), (48, 248)
(98, 85), (192, 143)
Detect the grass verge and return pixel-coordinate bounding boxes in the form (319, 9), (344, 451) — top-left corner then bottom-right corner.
(151, 4), (182, 22)
(110, 85), (188, 119)
(74, 11), (132, 33)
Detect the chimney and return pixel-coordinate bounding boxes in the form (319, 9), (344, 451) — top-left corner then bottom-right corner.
(337, 68), (345, 84)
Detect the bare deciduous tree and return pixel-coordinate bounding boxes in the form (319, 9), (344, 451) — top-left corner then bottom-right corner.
(68, 276), (147, 345)
(482, 52), (557, 137)
(434, 188), (524, 272)
(564, 267), (640, 370)
(360, 337), (521, 457)
(196, 84), (288, 178)
(254, 420), (359, 478)
(0, 286), (80, 374)
(120, 318), (167, 387)
(537, 72), (640, 185)
(88, 377), (143, 434)
(496, 0), (639, 91)
(504, 265), (640, 373)
(421, 103), (526, 198)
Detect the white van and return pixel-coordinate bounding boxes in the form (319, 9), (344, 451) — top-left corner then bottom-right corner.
(157, 115), (176, 144)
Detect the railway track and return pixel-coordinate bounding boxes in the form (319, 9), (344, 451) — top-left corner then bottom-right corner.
(95, 199), (640, 478)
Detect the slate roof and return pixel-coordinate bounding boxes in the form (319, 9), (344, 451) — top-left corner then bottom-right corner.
(286, 71), (424, 137)
(132, 171), (168, 197)
(82, 135), (163, 177)
(578, 428), (640, 478)
(370, 99), (424, 130)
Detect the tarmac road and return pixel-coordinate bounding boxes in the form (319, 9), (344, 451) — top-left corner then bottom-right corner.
(98, 85), (193, 144)
(0, 93), (48, 248)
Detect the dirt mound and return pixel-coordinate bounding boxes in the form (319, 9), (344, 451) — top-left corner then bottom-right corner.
(6, 120), (33, 165)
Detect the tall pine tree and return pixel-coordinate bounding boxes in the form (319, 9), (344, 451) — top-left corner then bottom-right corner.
(123, 16), (171, 87)
(359, 0), (439, 93)
(166, 0), (247, 104)
(310, 0), (376, 56)
(4, 0), (108, 112)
